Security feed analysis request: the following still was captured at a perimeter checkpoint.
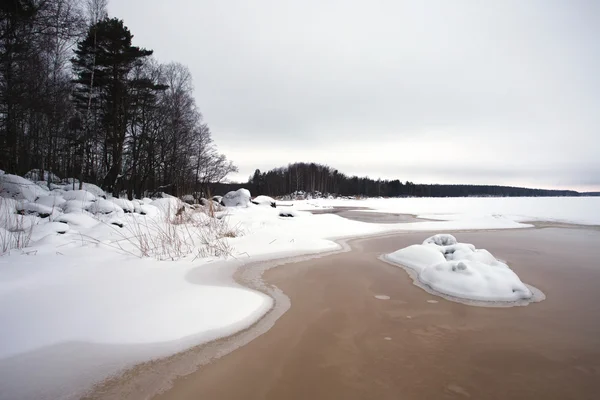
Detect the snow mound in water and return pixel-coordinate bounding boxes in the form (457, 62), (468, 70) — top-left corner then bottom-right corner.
(423, 233), (457, 246)
(222, 188), (251, 207)
(385, 234), (534, 303)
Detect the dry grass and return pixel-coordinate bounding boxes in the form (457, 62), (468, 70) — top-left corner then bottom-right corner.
(106, 202), (239, 261)
(0, 198), (33, 255)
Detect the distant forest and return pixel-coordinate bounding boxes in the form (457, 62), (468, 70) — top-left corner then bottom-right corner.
(0, 0), (235, 199)
(214, 162), (591, 198)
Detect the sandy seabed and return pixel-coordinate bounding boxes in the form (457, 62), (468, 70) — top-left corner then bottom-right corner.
(90, 226), (600, 400)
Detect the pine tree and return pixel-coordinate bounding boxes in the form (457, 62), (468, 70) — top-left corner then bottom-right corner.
(72, 17), (155, 195)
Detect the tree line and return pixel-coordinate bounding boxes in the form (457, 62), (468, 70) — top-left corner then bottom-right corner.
(236, 162), (581, 197)
(0, 0), (235, 199)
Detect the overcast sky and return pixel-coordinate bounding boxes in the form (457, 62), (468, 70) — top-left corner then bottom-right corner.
(109, 0), (599, 191)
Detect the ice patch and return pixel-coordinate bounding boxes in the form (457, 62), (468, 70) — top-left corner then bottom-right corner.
(374, 295), (390, 300)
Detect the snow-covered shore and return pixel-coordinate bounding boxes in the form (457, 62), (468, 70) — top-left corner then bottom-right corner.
(1, 172), (598, 399)
(283, 196), (600, 226)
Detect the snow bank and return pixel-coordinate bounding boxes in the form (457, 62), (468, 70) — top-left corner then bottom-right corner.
(222, 188), (251, 207)
(0, 252), (272, 400)
(384, 234), (534, 303)
(0, 254), (271, 360)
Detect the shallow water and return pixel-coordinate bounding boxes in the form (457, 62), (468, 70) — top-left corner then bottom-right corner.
(134, 227), (600, 400)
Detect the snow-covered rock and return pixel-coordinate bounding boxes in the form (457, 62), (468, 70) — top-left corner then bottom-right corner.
(181, 194), (195, 204)
(110, 198), (135, 213)
(16, 202), (56, 218)
(24, 169), (61, 184)
(278, 209), (300, 217)
(55, 213), (99, 229)
(423, 233), (457, 246)
(88, 199), (124, 214)
(35, 195), (66, 208)
(30, 222), (70, 241)
(150, 198), (188, 219)
(61, 181), (105, 198)
(0, 174), (48, 202)
(62, 190), (96, 202)
(385, 234), (534, 303)
(252, 195), (276, 207)
(222, 188), (251, 208)
(61, 200), (94, 214)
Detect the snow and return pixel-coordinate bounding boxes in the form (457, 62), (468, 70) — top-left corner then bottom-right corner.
(286, 196), (600, 226)
(222, 188), (251, 207)
(384, 234), (534, 303)
(54, 213), (100, 229)
(0, 254), (271, 360)
(15, 201), (57, 217)
(30, 221), (70, 241)
(110, 197), (135, 213)
(0, 174), (591, 399)
(87, 198), (124, 214)
(23, 169), (61, 184)
(61, 199), (94, 214)
(150, 197), (187, 219)
(61, 190), (96, 202)
(181, 194), (195, 203)
(60, 181), (105, 198)
(253, 195), (276, 207)
(0, 174), (48, 202)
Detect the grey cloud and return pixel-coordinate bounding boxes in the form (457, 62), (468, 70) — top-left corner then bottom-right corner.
(109, 0), (600, 191)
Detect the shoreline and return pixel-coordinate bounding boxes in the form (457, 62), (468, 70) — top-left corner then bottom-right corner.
(86, 221), (600, 399)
